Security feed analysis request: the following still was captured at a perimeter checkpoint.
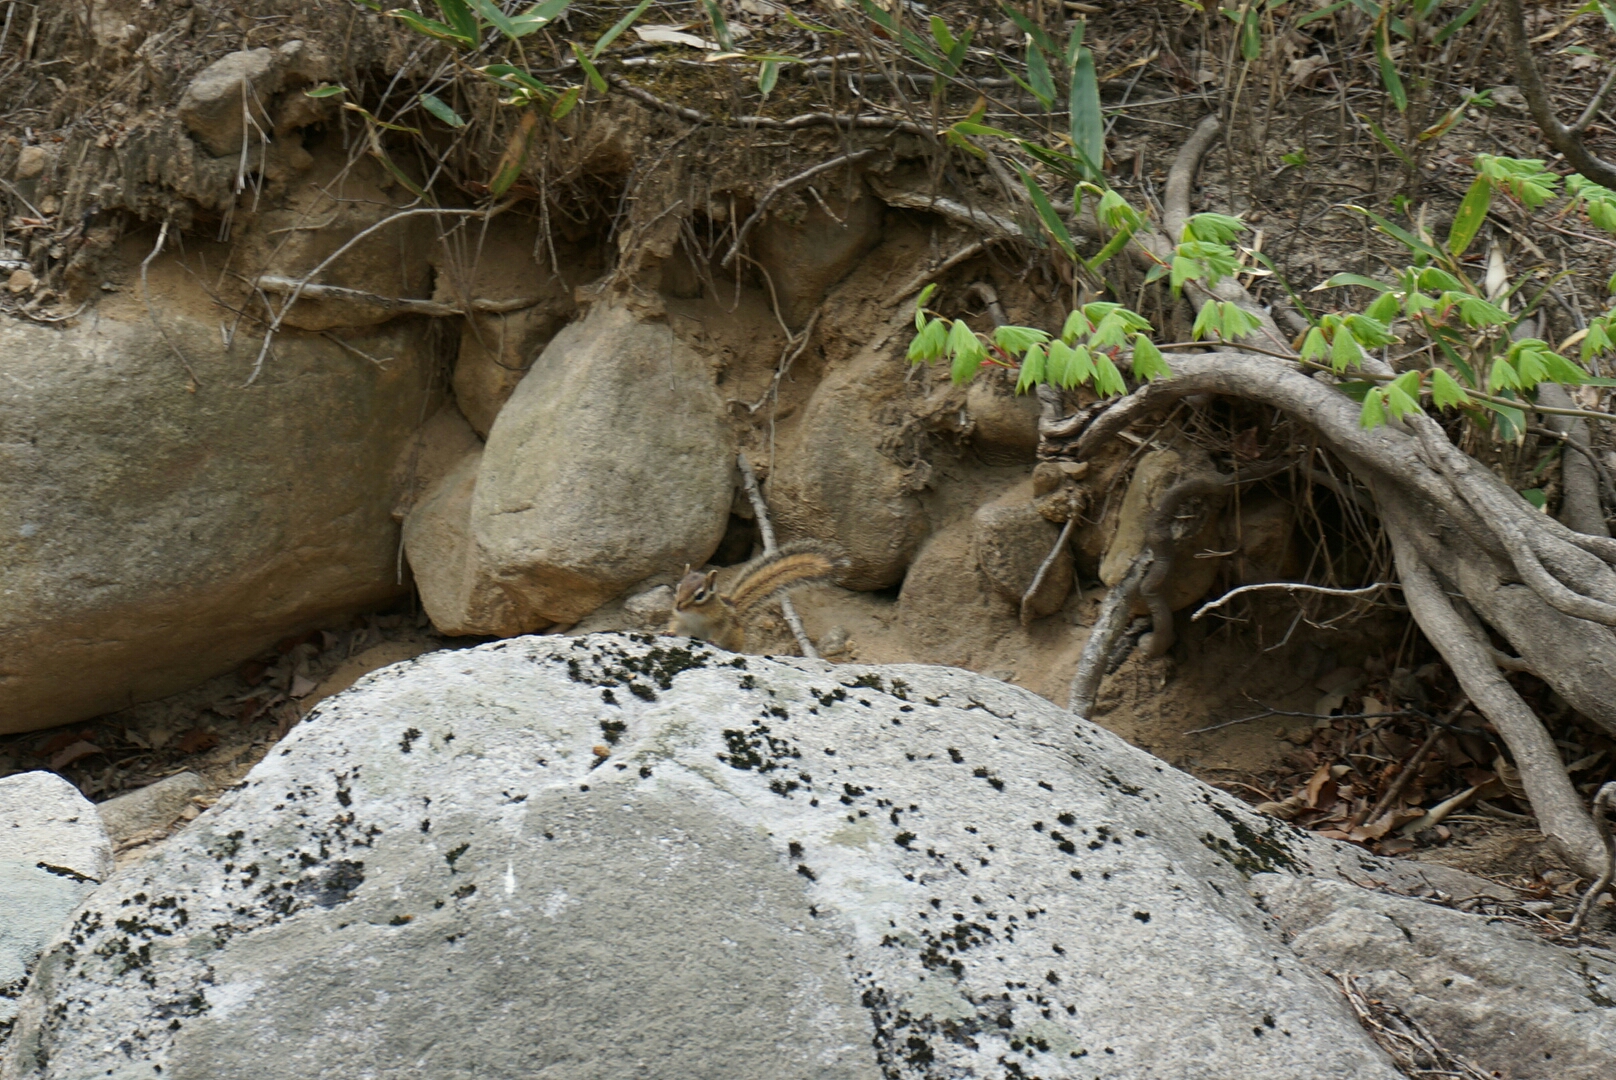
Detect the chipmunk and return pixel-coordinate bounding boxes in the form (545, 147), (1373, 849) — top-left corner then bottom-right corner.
(668, 540), (841, 652)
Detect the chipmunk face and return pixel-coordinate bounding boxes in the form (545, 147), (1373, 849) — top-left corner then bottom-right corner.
(674, 568), (721, 610)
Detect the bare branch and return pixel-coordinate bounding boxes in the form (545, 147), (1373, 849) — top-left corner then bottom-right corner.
(140, 217), (200, 389)
(737, 450), (817, 659)
(1192, 581), (1393, 621)
(1499, 0), (1616, 188)
(722, 149), (880, 269)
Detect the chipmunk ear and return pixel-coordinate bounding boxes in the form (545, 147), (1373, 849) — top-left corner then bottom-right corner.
(704, 570), (719, 589)
(683, 563), (691, 576)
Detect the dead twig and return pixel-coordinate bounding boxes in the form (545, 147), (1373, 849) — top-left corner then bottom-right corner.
(748, 307), (821, 414)
(140, 217), (199, 389)
(244, 207), (488, 387)
(1021, 516), (1077, 626)
(1499, 0), (1616, 188)
(1568, 782), (1616, 936)
(1331, 971), (1496, 1079)
(1348, 697), (1470, 830)
(721, 149), (880, 269)
(607, 75), (927, 134)
(736, 449), (817, 659)
(252, 275), (540, 318)
(884, 240), (991, 307)
(1192, 581), (1393, 621)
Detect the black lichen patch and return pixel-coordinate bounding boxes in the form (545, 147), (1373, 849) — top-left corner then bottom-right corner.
(717, 719), (804, 776)
(1199, 797), (1302, 875)
(971, 766), (1006, 792)
(294, 859), (365, 908)
(1099, 768), (1145, 797)
(811, 686), (849, 708)
(858, 969), (1039, 1080)
(398, 728), (422, 753)
(599, 718), (627, 746)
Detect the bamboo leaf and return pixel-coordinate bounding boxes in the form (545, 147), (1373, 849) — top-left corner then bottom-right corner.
(388, 10), (474, 48)
(419, 92), (465, 128)
(1000, 4), (1060, 57)
(1025, 44), (1055, 109)
(702, 0), (734, 51)
(508, 0), (571, 37)
(592, 0), (654, 57)
(1068, 47), (1104, 180)
(1014, 164), (1077, 260)
(564, 42), (604, 92)
(1374, 15), (1407, 112)
(1319, 272), (1394, 292)
(468, 0), (517, 39)
(549, 85), (582, 120)
(1350, 205), (1443, 260)
(1447, 175), (1491, 257)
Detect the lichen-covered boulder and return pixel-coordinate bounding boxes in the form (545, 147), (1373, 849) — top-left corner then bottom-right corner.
(0, 772), (112, 1034)
(4, 634), (1514, 1080)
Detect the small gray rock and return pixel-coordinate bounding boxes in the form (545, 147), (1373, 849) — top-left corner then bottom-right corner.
(176, 48), (277, 157)
(96, 772), (206, 845)
(1253, 874), (1616, 1080)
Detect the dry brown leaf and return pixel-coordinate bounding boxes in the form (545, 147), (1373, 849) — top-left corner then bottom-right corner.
(48, 741), (102, 769)
(175, 728), (219, 755)
(1494, 756), (1528, 802)
(1305, 762), (1335, 807)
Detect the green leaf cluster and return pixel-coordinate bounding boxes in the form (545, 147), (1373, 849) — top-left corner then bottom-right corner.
(908, 292), (1155, 398)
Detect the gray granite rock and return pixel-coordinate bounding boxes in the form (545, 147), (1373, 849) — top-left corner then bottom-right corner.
(3, 635), (1504, 1079)
(1253, 874), (1616, 1080)
(96, 773), (206, 846)
(0, 772), (112, 1035)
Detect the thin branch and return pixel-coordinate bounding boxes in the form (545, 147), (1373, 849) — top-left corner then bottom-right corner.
(1498, 0), (1616, 188)
(244, 207), (486, 387)
(253, 275), (540, 317)
(1348, 697), (1470, 830)
(884, 240), (989, 307)
(736, 449), (817, 659)
(607, 74), (927, 134)
(1574, 65), (1616, 134)
(139, 217), (199, 389)
(1181, 706), (1428, 736)
(1192, 581), (1393, 621)
(721, 149), (880, 269)
(1568, 781), (1616, 936)
(1021, 516), (1076, 626)
(747, 307), (821, 414)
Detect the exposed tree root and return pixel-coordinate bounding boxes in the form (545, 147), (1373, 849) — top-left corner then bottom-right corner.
(1049, 117), (1616, 875)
